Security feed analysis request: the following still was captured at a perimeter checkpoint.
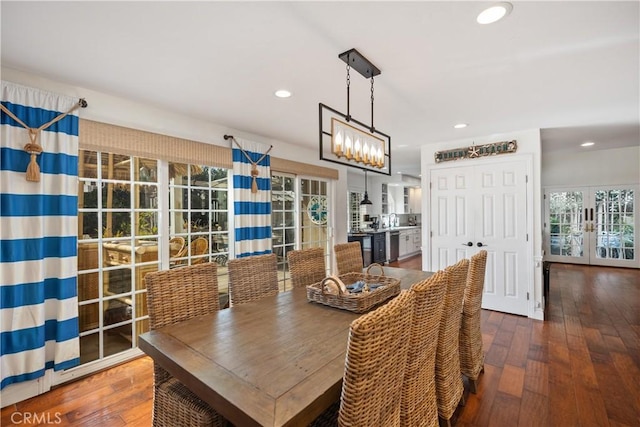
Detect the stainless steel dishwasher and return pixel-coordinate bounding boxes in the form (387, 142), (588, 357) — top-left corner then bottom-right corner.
(389, 230), (400, 262)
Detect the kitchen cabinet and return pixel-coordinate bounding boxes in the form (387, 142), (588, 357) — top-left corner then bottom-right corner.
(347, 234), (372, 266)
(381, 183), (389, 214)
(403, 187), (410, 213)
(348, 232), (386, 266)
(372, 232), (387, 264)
(408, 187), (422, 214)
(399, 230), (411, 258)
(412, 228), (422, 253)
(399, 227), (422, 260)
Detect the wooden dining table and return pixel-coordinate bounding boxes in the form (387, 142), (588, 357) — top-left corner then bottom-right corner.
(138, 266), (433, 427)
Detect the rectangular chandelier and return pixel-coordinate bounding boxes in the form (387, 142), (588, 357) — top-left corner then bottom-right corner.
(319, 104), (391, 175)
(319, 49), (391, 176)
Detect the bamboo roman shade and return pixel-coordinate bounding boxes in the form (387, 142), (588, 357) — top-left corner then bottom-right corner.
(79, 119), (338, 179)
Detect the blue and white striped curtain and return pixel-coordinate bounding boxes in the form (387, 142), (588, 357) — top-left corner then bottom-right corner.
(232, 138), (272, 258)
(1, 81), (80, 390)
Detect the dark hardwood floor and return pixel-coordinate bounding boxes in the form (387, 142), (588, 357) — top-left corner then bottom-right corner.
(2, 256), (639, 426)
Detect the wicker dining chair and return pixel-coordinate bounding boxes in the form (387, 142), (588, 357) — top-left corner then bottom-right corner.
(189, 237), (209, 265)
(311, 289), (415, 427)
(400, 270), (448, 427)
(169, 236), (186, 259)
(334, 241), (363, 275)
(287, 247), (326, 288)
(459, 250), (488, 393)
(145, 263), (226, 427)
(227, 253), (279, 306)
(435, 258), (470, 427)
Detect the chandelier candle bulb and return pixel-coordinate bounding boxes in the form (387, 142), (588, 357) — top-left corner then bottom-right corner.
(354, 137), (362, 161)
(333, 126), (344, 157)
(344, 132), (353, 159)
(362, 140), (370, 163)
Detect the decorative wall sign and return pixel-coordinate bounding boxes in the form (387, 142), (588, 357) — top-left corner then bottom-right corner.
(307, 195), (328, 225)
(435, 140), (517, 163)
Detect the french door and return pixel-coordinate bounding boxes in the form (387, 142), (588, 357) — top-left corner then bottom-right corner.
(430, 158), (531, 316)
(544, 186), (639, 268)
(272, 174), (331, 291)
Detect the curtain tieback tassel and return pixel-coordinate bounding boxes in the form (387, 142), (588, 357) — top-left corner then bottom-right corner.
(250, 167), (259, 193)
(24, 130), (43, 182)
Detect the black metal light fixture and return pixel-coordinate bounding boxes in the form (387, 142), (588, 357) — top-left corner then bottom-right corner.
(360, 170), (372, 205)
(319, 48), (391, 175)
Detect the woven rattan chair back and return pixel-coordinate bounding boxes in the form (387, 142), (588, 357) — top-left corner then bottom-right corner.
(459, 250), (488, 393)
(227, 253), (279, 306)
(287, 247), (326, 288)
(401, 270), (447, 427)
(338, 290), (415, 427)
(169, 236), (186, 259)
(435, 258), (469, 425)
(146, 262), (220, 331)
(189, 237), (209, 265)
(334, 241), (363, 275)
(145, 262), (225, 427)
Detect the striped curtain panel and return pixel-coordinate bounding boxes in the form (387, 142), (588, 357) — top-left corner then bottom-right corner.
(0, 81), (80, 390)
(232, 138), (272, 258)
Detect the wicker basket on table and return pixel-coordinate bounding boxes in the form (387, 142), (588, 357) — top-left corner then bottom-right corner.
(306, 263), (401, 313)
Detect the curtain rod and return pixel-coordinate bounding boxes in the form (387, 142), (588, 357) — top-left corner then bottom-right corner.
(224, 134), (273, 150)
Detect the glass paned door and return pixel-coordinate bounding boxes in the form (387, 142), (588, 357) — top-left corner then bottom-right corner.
(272, 174), (332, 291)
(272, 174), (296, 291)
(300, 177), (330, 278)
(77, 151), (159, 365)
(547, 190), (587, 262)
(545, 186), (638, 267)
(593, 189), (636, 263)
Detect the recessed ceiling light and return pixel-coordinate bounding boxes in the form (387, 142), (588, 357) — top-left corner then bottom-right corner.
(274, 89), (292, 98)
(581, 141), (595, 147)
(477, 2), (513, 24)
(454, 123), (468, 129)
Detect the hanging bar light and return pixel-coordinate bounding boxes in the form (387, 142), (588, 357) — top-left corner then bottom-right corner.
(319, 48), (392, 175)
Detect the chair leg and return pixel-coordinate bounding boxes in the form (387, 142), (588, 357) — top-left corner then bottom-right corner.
(459, 392), (466, 407)
(469, 378), (478, 394)
(438, 416), (452, 427)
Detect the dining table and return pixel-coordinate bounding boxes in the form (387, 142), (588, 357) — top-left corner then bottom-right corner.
(138, 266), (434, 427)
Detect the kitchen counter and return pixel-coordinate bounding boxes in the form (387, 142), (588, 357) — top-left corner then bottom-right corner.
(378, 226), (421, 231)
(352, 226), (421, 234)
(348, 226), (422, 264)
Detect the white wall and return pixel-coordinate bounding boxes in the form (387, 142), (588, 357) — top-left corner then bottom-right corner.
(1, 67), (350, 244)
(542, 145), (640, 187)
(421, 129), (544, 319)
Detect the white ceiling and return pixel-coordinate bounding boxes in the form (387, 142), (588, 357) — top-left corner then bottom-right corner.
(2, 1), (639, 176)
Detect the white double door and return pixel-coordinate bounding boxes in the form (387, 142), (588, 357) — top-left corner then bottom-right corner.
(544, 186), (639, 268)
(430, 159), (531, 316)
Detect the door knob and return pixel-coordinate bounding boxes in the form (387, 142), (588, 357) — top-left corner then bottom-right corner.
(477, 242), (485, 247)
(462, 242), (473, 247)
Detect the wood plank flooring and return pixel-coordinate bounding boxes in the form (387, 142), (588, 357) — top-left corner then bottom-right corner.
(2, 257), (639, 426)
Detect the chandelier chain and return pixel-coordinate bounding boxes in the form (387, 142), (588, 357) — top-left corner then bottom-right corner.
(370, 76), (375, 131)
(346, 62), (351, 120)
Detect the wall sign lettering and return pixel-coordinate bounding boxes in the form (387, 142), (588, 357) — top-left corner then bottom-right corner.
(435, 140), (517, 163)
